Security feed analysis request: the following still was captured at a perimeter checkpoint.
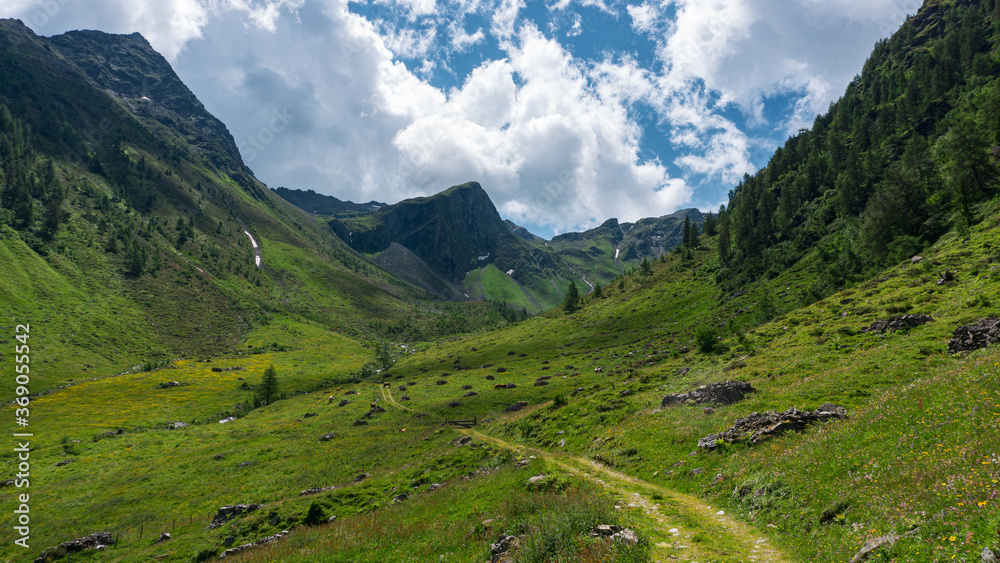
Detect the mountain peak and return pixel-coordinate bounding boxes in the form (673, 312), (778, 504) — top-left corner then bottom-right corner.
(48, 29), (245, 170)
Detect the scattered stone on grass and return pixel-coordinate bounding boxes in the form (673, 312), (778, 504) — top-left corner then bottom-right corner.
(218, 530), (289, 559)
(860, 314), (934, 333)
(209, 505), (261, 529)
(34, 532), (115, 563)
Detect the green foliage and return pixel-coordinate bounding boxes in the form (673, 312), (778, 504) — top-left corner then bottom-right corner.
(302, 501), (326, 526)
(592, 283), (602, 298)
(694, 325), (718, 354)
(721, 0), (1000, 294)
(702, 212), (717, 236)
(563, 280), (580, 314)
(640, 256), (652, 276)
(257, 365), (280, 406)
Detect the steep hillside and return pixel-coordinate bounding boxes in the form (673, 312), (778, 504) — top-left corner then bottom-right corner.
(0, 20), (526, 393)
(719, 0), (1000, 300)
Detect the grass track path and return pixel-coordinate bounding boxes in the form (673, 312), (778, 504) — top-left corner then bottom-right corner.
(380, 386), (790, 563)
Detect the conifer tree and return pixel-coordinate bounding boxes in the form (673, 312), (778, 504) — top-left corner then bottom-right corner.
(258, 365), (280, 406)
(563, 280), (580, 314)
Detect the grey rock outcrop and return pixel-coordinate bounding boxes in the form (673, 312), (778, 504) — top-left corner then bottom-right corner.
(698, 404), (846, 449)
(209, 504), (261, 529)
(34, 532), (115, 563)
(948, 318), (1000, 353)
(661, 381), (755, 408)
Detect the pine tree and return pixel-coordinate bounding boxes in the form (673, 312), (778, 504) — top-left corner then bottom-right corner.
(703, 212), (717, 236)
(258, 365), (280, 406)
(690, 222), (700, 248)
(718, 218), (732, 264)
(563, 280), (580, 314)
(593, 283), (602, 298)
(682, 216), (692, 247)
(640, 256), (652, 275)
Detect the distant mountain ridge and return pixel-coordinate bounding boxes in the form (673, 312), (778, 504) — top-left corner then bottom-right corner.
(315, 181), (703, 310)
(272, 187), (386, 216)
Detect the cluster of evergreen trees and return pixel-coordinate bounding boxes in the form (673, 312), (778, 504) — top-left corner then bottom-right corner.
(0, 105), (66, 249)
(718, 1), (1000, 298)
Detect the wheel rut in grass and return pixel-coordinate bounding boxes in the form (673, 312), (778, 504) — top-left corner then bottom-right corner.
(380, 386), (789, 563)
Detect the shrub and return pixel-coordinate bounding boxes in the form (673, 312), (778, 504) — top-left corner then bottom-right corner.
(302, 501), (326, 526)
(695, 326), (718, 354)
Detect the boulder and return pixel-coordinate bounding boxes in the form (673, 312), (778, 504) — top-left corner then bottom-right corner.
(505, 401), (529, 412)
(948, 318), (1000, 353)
(450, 436), (473, 446)
(982, 547), (998, 563)
(209, 505), (261, 529)
(319, 433), (337, 442)
(463, 391), (478, 397)
(661, 381), (756, 408)
(154, 532), (170, 544)
(354, 473), (370, 482)
(337, 399), (351, 407)
(698, 405), (847, 449)
(489, 534), (518, 563)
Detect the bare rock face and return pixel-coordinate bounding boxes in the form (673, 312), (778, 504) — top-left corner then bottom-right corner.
(698, 404), (846, 450)
(661, 381), (755, 409)
(860, 314), (934, 333)
(948, 318), (1000, 353)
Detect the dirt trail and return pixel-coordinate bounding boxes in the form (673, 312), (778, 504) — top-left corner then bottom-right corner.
(380, 386), (789, 563)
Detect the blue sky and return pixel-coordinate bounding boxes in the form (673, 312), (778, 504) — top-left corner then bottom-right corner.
(6, 0), (923, 238)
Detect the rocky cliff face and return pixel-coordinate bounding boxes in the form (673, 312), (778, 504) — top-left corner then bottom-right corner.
(330, 182), (521, 280)
(48, 29), (245, 171)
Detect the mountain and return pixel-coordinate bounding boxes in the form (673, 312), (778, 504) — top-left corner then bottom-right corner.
(504, 219), (545, 242)
(0, 18), (523, 382)
(718, 0), (1000, 300)
(4, 2), (1000, 562)
(47, 29), (245, 173)
(324, 182), (703, 310)
(272, 187), (386, 216)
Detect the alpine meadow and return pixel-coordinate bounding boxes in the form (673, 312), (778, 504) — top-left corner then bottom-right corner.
(3, 1), (1000, 562)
